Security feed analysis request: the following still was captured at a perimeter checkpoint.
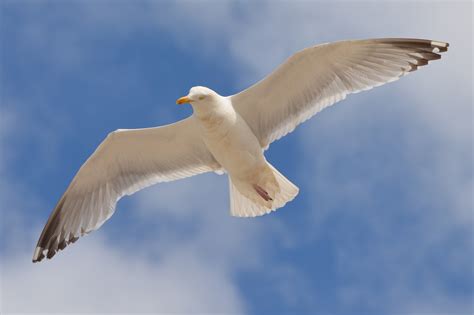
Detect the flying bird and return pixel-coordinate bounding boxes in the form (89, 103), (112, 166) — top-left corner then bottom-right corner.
(33, 38), (449, 262)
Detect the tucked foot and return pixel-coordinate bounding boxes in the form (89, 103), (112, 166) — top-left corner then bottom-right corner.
(253, 184), (273, 201)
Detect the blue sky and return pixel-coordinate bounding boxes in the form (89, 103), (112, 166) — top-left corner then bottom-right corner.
(1, 1), (472, 314)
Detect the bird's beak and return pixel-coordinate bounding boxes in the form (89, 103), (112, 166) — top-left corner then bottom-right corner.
(176, 96), (192, 105)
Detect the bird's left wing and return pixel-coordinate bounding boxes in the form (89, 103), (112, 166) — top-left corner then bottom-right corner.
(33, 117), (219, 262)
(231, 38), (449, 149)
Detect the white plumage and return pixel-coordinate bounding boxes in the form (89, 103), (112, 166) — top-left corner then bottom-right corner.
(33, 38), (448, 262)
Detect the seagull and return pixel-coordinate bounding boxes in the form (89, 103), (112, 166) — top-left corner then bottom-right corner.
(33, 38), (449, 262)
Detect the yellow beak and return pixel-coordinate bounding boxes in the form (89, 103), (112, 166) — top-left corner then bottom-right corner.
(176, 96), (192, 105)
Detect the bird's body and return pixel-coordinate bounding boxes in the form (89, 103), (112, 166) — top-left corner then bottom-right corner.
(187, 88), (299, 213)
(194, 94), (262, 179)
(33, 38), (449, 262)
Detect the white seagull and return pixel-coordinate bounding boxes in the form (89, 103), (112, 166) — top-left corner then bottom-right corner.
(33, 38), (449, 262)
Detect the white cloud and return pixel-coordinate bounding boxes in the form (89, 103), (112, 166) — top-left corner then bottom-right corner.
(1, 233), (244, 313)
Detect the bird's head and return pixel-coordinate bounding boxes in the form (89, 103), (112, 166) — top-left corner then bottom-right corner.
(176, 86), (221, 111)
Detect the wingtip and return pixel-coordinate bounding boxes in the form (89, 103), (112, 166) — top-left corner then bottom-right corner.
(431, 40), (449, 52)
(32, 235), (81, 263)
(32, 246), (45, 263)
(431, 40), (449, 48)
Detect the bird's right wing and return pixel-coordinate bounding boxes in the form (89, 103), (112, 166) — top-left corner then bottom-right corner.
(231, 38), (449, 149)
(33, 116), (219, 262)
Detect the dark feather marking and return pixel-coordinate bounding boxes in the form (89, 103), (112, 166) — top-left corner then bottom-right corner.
(37, 197), (65, 249)
(58, 239), (67, 250)
(33, 197), (66, 262)
(46, 248), (56, 259)
(415, 59), (429, 66)
(253, 184), (273, 201)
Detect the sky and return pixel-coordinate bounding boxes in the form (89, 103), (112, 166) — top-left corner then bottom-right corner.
(0, 1), (472, 314)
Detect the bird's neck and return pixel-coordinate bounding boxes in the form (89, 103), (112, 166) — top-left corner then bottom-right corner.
(191, 97), (232, 119)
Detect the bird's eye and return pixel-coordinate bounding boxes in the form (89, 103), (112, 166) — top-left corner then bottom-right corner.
(198, 96), (205, 100)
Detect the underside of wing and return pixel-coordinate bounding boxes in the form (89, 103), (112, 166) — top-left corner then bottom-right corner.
(231, 38), (449, 149)
(33, 117), (219, 262)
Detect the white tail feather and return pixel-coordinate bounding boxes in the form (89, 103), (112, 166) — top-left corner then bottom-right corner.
(229, 164), (299, 217)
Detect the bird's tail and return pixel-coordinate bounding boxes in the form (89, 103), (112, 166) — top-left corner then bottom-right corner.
(229, 163), (299, 217)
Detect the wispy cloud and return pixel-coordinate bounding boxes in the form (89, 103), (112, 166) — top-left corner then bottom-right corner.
(1, 234), (245, 313)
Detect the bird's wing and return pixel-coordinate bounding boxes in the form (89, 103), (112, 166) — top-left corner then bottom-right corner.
(33, 117), (219, 262)
(231, 38), (449, 149)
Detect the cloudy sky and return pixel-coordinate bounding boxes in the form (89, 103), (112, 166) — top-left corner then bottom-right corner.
(1, 1), (472, 314)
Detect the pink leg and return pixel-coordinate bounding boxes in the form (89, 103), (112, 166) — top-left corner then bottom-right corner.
(253, 184), (273, 201)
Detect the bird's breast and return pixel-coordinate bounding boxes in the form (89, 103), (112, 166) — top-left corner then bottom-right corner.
(197, 109), (265, 178)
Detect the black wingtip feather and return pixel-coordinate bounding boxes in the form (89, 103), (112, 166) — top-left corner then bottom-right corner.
(32, 196), (85, 263)
(32, 234), (81, 263)
(58, 239), (67, 250)
(32, 247), (45, 263)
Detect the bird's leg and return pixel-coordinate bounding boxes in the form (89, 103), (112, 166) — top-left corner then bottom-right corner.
(252, 184), (273, 201)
